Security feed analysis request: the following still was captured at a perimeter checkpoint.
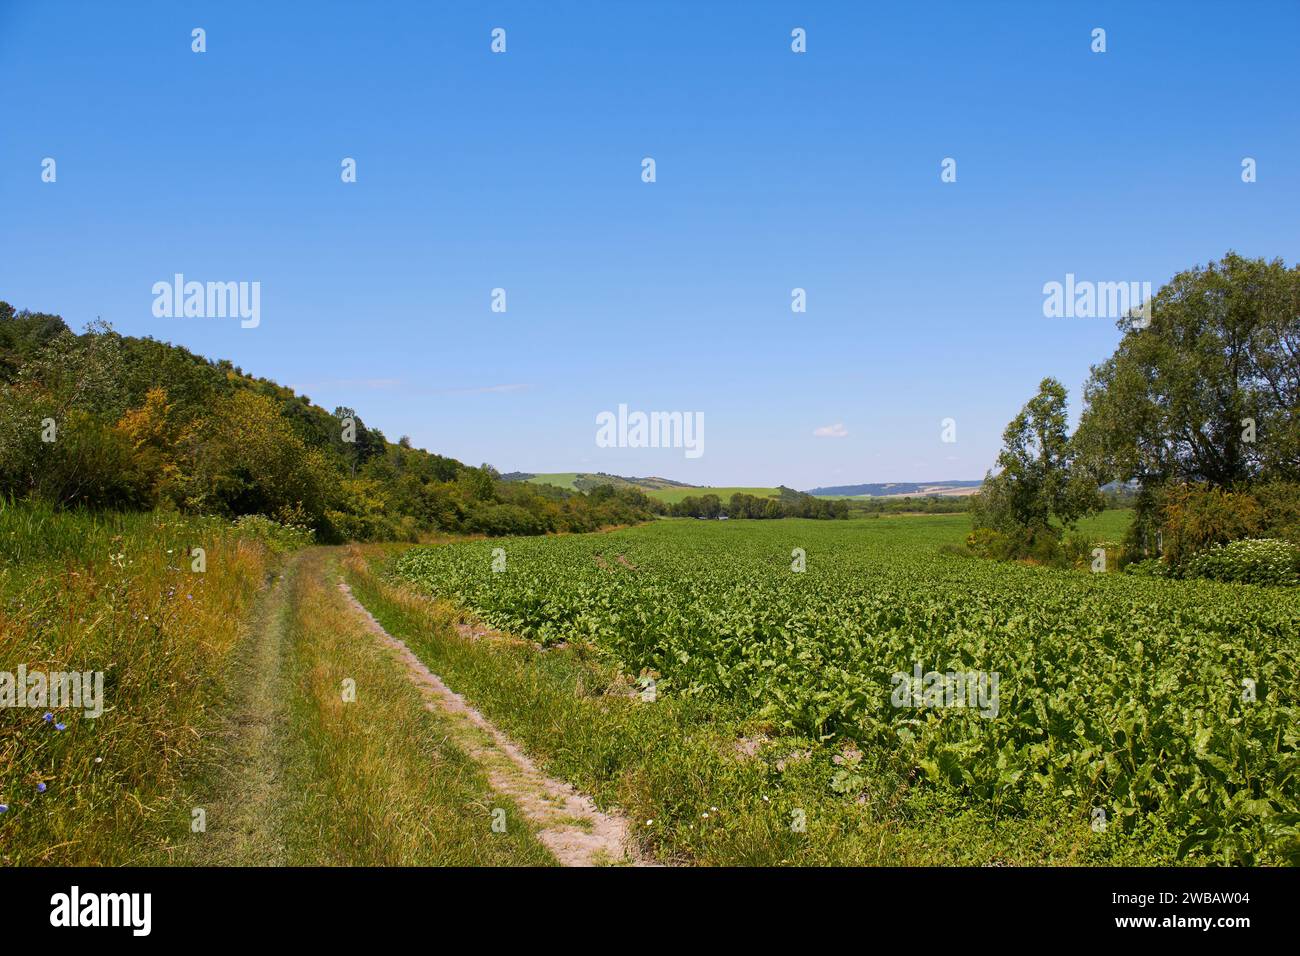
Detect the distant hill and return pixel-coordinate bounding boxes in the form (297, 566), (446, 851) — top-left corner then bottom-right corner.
(805, 480), (984, 499)
(508, 473), (987, 503)
(504, 472), (695, 493)
(504, 472), (780, 504)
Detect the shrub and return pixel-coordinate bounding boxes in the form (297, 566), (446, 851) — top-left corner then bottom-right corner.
(231, 513), (315, 550)
(465, 501), (549, 536)
(1062, 530), (1093, 569)
(1124, 557), (1170, 578)
(965, 528), (1006, 559)
(1183, 538), (1300, 587)
(1158, 484), (1264, 566)
(1252, 481), (1300, 548)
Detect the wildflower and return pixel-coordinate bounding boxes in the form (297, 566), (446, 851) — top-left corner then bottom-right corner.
(701, 812), (708, 818)
(645, 819), (654, 826)
(36, 783), (46, 793)
(0, 805), (7, 813)
(55, 723), (66, 731)
(94, 757), (103, 764)
(43, 712), (53, 722)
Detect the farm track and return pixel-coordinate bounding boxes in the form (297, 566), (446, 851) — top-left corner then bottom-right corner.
(184, 555), (298, 865)
(336, 576), (653, 867)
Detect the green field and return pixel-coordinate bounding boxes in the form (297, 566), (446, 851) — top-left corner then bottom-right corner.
(522, 472), (781, 505)
(523, 472), (584, 491)
(395, 513), (1300, 865)
(1073, 508), (1134, 542)
(643, 485), (781, 505)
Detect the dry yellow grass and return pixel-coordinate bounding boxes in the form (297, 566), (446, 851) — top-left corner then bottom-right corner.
(0, 504), (273, 864)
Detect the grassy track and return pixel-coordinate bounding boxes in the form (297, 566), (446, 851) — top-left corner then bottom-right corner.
(171, 557), (297, 865)
(182, 548), (555, 866)
(2, 503), (560, 866)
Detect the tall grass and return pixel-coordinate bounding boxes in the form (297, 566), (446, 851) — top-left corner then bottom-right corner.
(0, 499), (273, 864)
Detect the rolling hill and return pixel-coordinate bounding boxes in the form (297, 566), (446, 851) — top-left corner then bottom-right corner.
(503, 472), (781, 504)
(506, 473), (985, 504)
(805, 480), (984, 499)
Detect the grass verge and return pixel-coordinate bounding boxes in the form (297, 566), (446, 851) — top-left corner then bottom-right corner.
(0, 500), (275, 864)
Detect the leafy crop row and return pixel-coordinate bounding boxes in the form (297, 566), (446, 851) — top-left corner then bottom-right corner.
(396, 516), (1299, 864)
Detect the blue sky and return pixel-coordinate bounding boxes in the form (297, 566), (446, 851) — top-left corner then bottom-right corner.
(2, 1), (1297, 488)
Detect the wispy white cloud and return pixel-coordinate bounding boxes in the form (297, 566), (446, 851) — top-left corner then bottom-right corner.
(287, 379), (531, 397)
(813, 422), (848, 438)
(439, 383), (530, 395)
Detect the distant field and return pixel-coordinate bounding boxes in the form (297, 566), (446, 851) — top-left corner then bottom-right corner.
(818, 487), (981, 500)
(523, 472), (582, 491)
(645, 485), (781, 505)
(520, 473), (781, 505)
(522, 472), (697, 494)
(1073, 508), (1133, 541)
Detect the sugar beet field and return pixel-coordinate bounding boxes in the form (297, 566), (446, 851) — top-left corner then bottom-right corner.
(395, 514), (1300, 865)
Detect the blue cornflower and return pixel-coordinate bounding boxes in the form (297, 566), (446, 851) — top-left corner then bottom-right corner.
(43, 712), (53, 722)
(54, 723), (66, 731)
(36, 783), (46, 793)
(0, 805), (8, 813)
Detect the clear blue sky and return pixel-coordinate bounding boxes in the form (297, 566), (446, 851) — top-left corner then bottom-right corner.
(2, 1), (1297, 488)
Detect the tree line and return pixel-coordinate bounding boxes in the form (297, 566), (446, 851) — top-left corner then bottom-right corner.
(666, 488), (849, 520)
(0, 304), (655, 540)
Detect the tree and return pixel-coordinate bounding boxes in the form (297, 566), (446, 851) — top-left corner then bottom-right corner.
(972, 377), (1100, 535)
(332, 405), (384, 476)
(184, 391), (332, 524)
(1074, 253), (1300, 490)
(0, 302), (69, 382)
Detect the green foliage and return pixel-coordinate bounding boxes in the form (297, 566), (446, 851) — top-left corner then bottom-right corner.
(847, 495), (971, 515)
(1183, 538), (1300, 587)
(970, 378), (1101, 555)
(1128, 480), (1300, 577)
(0, 303), (655, 541)
(230, 513), (315, 552)
(1123, 557), (1170, 578)
(395, 516), (1300, 863)
(669, 489), (847, 519)
(1156, 483), (1266, 566)
(1074, 253), (1300, 551)
(0, 500), (275, 863)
